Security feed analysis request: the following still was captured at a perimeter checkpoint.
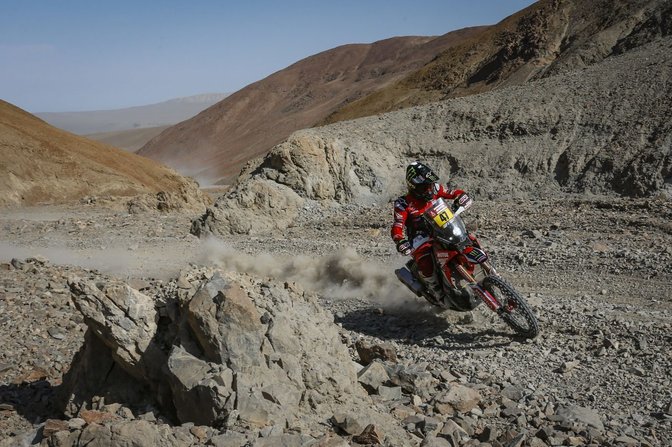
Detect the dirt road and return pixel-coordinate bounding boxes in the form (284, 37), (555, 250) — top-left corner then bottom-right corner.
(1, 197), (670, 445)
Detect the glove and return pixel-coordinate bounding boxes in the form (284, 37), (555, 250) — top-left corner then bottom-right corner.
(396, 239), (412, 256)
(455, 193), (473, 210)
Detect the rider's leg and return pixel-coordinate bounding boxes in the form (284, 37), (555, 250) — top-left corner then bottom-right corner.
(414, 247), (441, 297)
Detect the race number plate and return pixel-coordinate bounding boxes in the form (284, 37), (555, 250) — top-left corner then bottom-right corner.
(427, 201), (453, 228)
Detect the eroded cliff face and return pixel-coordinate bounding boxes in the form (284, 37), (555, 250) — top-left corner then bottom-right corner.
(330, 0), (672, 122)
(193, 36), (671, 235)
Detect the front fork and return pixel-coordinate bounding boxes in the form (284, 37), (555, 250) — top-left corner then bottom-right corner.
(453, 262), (502, 312)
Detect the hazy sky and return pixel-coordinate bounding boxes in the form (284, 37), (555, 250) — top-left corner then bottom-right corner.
(2, 0), (536, 113)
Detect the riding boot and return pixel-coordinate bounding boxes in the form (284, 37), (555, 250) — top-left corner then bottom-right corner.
(420, 272), (443, 303)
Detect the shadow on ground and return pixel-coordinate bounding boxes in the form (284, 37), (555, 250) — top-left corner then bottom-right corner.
(0, 380), (59, 443)
(334, 305), (515, 350)
(0, 380), (59, 423)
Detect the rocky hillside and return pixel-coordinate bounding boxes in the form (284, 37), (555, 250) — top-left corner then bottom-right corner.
(137, 30), (483, 183)
(0, 100), (209, 210)
(193, 36), (672, 236)
(141, 0), (670, 185)
(325, 0), (672, 123)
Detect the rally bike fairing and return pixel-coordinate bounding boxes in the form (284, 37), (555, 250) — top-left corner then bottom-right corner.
(422, 198), (490, 286)
(395, 197), (539, 338)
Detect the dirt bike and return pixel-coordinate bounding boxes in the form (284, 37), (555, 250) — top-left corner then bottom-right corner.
(395, 197), (539, 338)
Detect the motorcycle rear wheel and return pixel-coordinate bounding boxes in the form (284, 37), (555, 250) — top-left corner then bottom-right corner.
(482, 276), (539, 338)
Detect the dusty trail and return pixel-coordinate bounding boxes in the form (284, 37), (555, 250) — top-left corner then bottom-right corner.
(0, 199), (671, 445)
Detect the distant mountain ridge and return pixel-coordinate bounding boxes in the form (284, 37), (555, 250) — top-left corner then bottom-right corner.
(160, 94), (229, 104)
(36, 93), (229, 135)
(139, 0), (672, 185)
(137, 30), (484, 183)
(85, 126), (170, 153)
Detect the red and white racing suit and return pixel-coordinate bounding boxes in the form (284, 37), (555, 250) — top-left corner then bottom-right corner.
(391, 184), (465, 280)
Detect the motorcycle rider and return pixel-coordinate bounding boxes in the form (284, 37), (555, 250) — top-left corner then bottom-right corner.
(391, 161), (473, 300)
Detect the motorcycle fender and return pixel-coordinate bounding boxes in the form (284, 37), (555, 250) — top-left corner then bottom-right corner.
(463, 246), (488, 264)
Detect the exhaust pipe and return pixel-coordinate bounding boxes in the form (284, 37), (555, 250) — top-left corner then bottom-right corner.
(395, 267), (424, 296)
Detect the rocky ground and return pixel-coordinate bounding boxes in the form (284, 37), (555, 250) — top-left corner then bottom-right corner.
(0, 194), (670, 446)
(2, 7), (670, 447)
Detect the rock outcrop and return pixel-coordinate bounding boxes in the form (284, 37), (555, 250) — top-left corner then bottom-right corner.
(57, 267), (413, 445)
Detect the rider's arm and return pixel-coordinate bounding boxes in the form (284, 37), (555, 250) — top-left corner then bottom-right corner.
(391, 197), (408, 243)
(437, 184), (465, 200)
(439, 184), (473, 210)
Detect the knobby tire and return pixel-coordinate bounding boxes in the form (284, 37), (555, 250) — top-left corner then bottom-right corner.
(482, 275), (539, 338)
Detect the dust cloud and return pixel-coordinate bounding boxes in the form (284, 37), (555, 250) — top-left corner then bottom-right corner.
(201, 237), (426, 312)
(0, 241), (124, 271)
(0, 237), (431, 313)
(0, 241), (196, 280)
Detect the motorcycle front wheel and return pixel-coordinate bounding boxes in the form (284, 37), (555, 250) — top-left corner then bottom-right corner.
(482, 276), (539, 338)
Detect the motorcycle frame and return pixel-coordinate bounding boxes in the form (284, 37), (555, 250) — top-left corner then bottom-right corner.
(453, 263), (503, 312)
(426, 206), (504, 312)
(428, 244), (500, 311)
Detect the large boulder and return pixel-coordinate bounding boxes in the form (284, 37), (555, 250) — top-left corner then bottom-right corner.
(190, 179), (304, 236)
(60, 268), (413, 444)
(68, 280), (160, 380)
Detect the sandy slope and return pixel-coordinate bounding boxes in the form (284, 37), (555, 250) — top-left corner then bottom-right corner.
(0, 100), (206, 208)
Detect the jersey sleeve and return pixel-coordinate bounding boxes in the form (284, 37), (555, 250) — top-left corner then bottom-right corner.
(437, 184), (464, 200)
(391, 197), (408, 243)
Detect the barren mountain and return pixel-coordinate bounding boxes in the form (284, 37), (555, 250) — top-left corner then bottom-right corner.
(324, 0), (672, 123)
(137, 30), (484, 184)
(194, 35), (672, 236)
(36, 93), (229, 135)
(0, 100), (209, 209)
(139, 0), (670, 185)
